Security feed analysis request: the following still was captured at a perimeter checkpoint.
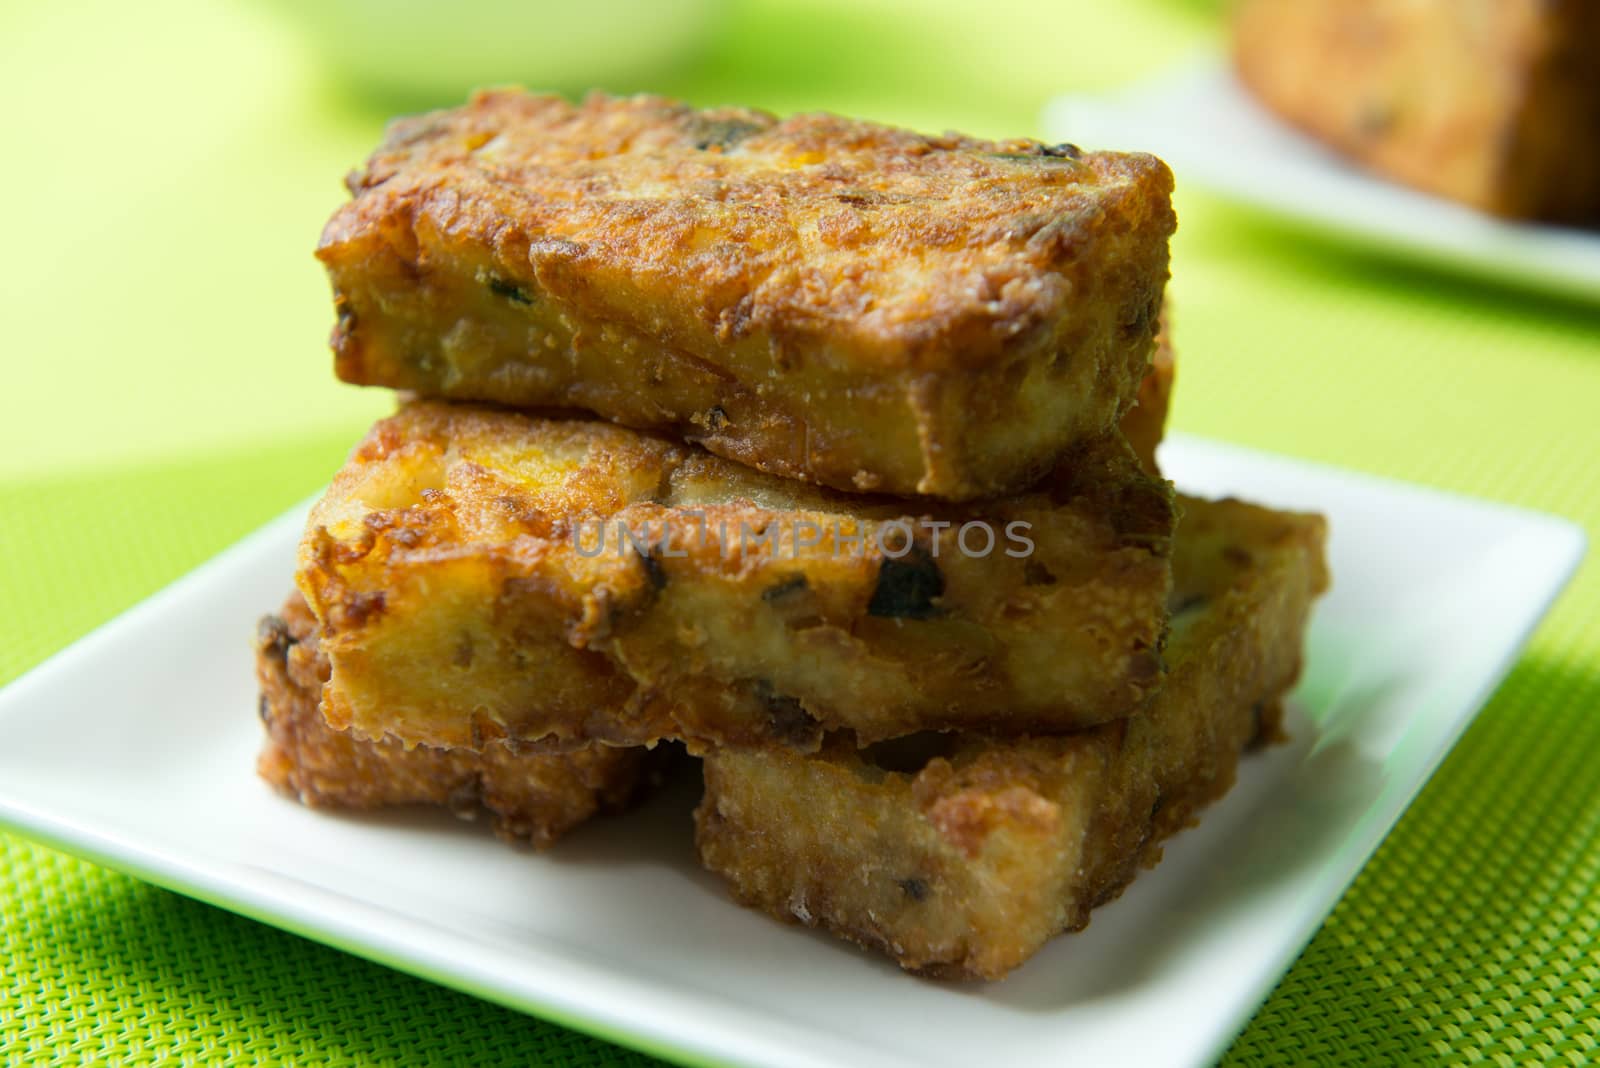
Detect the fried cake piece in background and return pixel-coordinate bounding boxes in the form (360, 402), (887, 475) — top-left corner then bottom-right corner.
(318, 90), (1176, 500)
(695, 495), (1328, 980)
(255, 591), (654, 847)
(1120, 310), (1174, 477)
(1233, 0), (1600, 225)
(298, 402), (1175, 754)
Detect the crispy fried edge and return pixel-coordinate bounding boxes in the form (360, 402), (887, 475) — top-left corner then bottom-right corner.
(1120, 303), (1174, 477)
(255, 590), (655, 848)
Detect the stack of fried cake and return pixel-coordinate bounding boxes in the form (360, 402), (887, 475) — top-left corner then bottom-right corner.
(257, 91), (1329, 980)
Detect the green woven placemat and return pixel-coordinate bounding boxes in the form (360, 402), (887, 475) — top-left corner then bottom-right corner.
(4, 0), (1600, 1064)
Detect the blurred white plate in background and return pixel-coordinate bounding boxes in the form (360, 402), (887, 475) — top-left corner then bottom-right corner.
(1044, 61), (1600, 303)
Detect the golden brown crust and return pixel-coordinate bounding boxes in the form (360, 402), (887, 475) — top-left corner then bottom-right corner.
(296, 401), (1176, 753)
(1233, 0), (1600, 224)
(254, 591), (652, 847)
(318, 90), (1176, 499)
(694, 495), (1329, 979)
(1120, 306), (1174, 477)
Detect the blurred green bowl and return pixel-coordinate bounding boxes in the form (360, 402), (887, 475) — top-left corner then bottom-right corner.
(275, 0), (726, 104)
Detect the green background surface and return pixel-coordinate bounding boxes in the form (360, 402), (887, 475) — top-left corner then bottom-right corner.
(3, 0), (1598, 1064)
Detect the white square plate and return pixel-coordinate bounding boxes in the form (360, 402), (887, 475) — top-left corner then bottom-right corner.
(0, 436), (1582, 1068)
(1043, 62), (1600, 302)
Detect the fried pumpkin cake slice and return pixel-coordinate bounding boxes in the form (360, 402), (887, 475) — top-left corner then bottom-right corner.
(1233, 0), (1600, 224)
(255, 590), (653, 847)
(297, 401), (1176, 754)
(695, 495), (1328, 979)
(318, 90), (1176, 501)
(1121, 310), (1173, 477)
